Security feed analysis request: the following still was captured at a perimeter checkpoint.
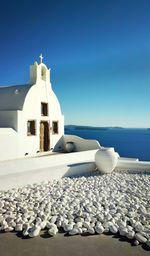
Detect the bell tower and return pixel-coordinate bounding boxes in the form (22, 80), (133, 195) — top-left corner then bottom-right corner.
(29, 54), (50, 85)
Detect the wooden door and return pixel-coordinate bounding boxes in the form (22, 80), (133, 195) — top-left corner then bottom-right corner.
(40, 122), (45, 152)
(40, 121), (50, 152)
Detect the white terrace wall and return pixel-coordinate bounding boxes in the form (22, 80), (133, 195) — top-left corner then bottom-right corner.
(0, 150), (97, 190)
(0, 128), (18, 161)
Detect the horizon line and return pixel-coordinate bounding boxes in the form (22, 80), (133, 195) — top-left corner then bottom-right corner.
(65, 124), (150, 129)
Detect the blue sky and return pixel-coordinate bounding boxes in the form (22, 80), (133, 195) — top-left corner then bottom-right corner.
(0, 0), (150, 127)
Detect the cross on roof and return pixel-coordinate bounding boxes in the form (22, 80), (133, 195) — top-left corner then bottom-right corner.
(39, 54), (44, 63)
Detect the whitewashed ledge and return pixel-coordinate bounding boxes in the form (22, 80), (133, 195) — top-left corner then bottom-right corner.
(0, 149), (150, 191)
(116, 158), (150, 171)
(0, 150), (97, 191)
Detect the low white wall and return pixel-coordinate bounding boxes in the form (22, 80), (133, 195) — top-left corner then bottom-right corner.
(0, 162), (96, 191)
(0, 128), (18, 161)
(0, 150), (97, 190)
(116, 159), (150, 171)
(0, 147), (150, 190)
(0, 150), (97, 176)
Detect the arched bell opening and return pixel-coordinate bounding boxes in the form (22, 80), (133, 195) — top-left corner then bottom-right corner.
(41, 66), (46, 81)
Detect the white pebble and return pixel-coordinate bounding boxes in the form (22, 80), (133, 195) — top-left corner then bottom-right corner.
(63, 224), (73, 232)
(69, 228), (79, 235)
(126, 231), (135, 240)
(134, 240), (140, 246)
(48, 224), (58, 236)
(109, 225), (118, 234)
(40, 220), (47, 229)
(29, 225), (41, 238)
(15, 223), (23, 232)
(135, 233), (147, 243)
(95, 225), (104, 234)
(87, 227), (95, 234)
(5, 227), (14, 232)
(119, 228), (128, 237)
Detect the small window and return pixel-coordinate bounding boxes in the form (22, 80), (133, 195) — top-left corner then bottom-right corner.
(52, 121), (58, 134)
(27, 120), (36, 136)
(41, 103), (48, 116)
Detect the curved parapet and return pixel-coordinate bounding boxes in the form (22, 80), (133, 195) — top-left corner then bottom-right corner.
(53, 135), (101, 152)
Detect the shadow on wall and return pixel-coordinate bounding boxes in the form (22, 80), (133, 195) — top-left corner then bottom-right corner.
(53, 135), (101, 153)
(62, 162), (96, 178)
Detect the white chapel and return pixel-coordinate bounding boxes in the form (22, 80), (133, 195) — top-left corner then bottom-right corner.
(0, 55), (64, 161)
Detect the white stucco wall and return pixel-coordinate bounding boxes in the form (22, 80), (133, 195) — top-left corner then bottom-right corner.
(0, 111), (18, 131)
(0, 128), (18, 161)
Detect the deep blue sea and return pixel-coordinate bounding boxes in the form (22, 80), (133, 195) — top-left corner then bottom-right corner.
(65, 127), (150, 161)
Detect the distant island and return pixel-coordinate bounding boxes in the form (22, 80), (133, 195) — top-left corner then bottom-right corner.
(65, 125), (124, 131)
